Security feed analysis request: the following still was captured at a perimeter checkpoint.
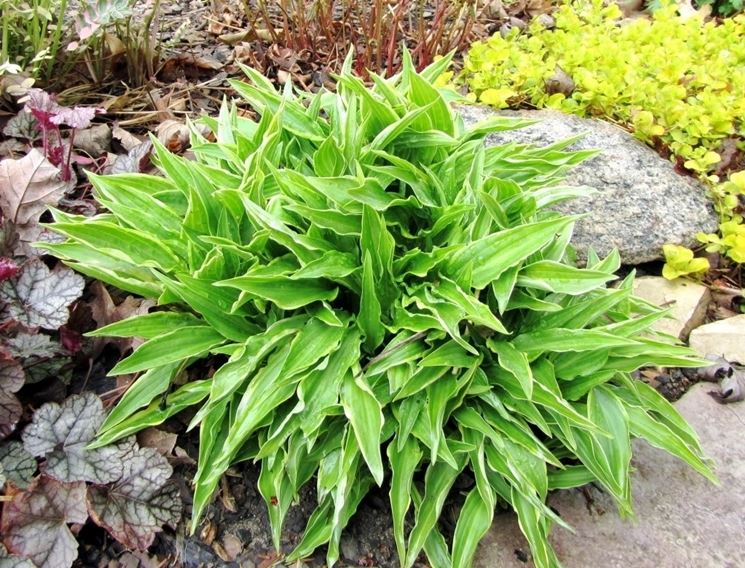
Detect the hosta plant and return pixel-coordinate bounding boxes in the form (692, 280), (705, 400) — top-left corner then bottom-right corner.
(39, 53), (715, 567)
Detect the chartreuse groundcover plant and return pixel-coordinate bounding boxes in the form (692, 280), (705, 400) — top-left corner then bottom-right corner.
(463, 0), (745, 176)
(38, 53), (715, 567)
(463, 0), (745, 268)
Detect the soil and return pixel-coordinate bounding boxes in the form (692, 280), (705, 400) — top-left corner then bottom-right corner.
(3, 2), (743, 567)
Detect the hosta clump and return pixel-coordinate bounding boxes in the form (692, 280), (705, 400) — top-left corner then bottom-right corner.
(39, 53), (715, 567)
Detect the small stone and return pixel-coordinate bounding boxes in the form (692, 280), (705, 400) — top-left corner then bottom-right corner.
(632, 276), (710, 340)
(340, 535), (360, 561)
(689, 314), (745, 364)
(500, 17), (528, 37)
(222, 533), (243, 561)
(534, 14), (555, 29)
(545, 66), (575, 97)
(613, 0), (644, 16)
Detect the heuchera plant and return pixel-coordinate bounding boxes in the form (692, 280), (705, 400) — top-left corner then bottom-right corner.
(21, 89), (101, 181)
(39, 52), (714, 567)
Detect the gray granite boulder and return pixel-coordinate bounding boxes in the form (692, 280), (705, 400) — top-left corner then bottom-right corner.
(458, 106), (718, 265)
(474, 382), (745, 567)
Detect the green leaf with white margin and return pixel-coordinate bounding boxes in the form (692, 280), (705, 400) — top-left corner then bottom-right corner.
(341, 373), (384, 485)
(49, 216), (182, 272)
(434, 277), (508, 334)
(216, 274), (338, 309)
(108, 326), (226, 375)
(445, 216), (578, 289)
(95, 362), (183, 442)
(92, 381), (210, 447)
(612, 377), (716, 482)
(511, 328), (638, 356)
(258, 450), (294, 550)
(387, 436), (422, 562)
(487, 339), (533, 399)
(451, 487), (494, 568)
(358, 252), (385, 352)
(405, 458), (465, 567)
(517, 260), (617, 295)
(511, 487), (561, 568)
(86, 312), (204, 339)
(585, 385), (632, 515)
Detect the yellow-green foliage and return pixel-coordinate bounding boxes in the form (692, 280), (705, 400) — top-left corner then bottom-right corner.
(661, 244), (710, 279)
(463, 0), (745, 270)
(464, 0), (745, 174)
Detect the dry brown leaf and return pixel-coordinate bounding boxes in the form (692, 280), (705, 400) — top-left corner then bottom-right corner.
(88, 281), (155, 356)
(212, 541), (231, 562)
(73, 124), (112, 157)
(219, 474), (237, 513)
(137, 428), (178, 457)
(0, 149), (69, 226)
(526, 0), (552, 16)
(200, 520), (217, 546)
(156, 120), (190, 153)
(111, 124), (144, 152)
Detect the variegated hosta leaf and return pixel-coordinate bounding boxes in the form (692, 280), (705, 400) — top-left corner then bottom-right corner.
(42, 48), (715, 568)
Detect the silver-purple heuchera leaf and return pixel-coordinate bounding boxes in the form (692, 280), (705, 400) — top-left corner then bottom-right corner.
(0, 441), (36, 489)
(4, 333), (67, 385)
(4, 332), (59, 360)
(22, 393), (124, 484)
(0, 259), (84, 329)
(0, 360), (24, 439)
(87, 447), (181, 550)
(0, 476), (87, 568)
(2, 110), (40, 141)
(50, 106), (100, 130)
(0, 543), (36, 568)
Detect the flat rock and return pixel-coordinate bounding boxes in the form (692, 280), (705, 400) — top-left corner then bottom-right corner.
(632, 276), (710, 340)
(457, 106), (718, 265)
(689, 314), (745, 364)
(475, 382), (745, 567)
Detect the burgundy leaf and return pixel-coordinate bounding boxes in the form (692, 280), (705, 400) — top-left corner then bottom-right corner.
(22, 393), (126, 484)
(23, 90), (61, 131)
(0, 258), (20, 281)
(1, 476), (87, 568)
(87, 447), (181, 550)
(59, 326), (82, 353)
